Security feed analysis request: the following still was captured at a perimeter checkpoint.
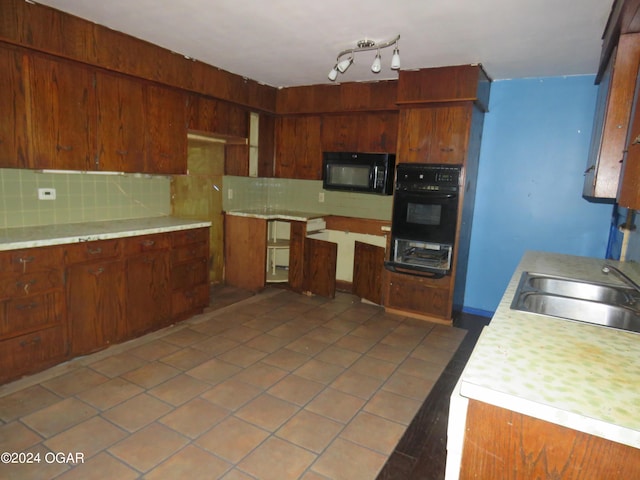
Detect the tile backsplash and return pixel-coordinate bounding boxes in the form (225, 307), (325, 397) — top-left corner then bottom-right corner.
(0, 168), (170, 229)
(223, 176), (393, 220)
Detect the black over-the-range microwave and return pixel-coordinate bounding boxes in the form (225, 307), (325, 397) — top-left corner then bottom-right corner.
(322, 152), (396, 195)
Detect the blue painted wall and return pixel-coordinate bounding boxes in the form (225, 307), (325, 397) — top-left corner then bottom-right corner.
(463, 76), (614, 315)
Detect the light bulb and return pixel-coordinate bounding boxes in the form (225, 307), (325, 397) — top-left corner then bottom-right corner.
(328, 66), (338, 81)
(371, 52), (381, 73)
(337, 57), (353, 73)
(391, 47), (400, 70)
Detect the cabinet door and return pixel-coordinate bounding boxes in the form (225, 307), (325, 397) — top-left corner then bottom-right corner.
(95, 71), (146, 172)
(66, 260), (125, 355)
(618, 63), (640, 209)
(27, 54), (96, 170)
(397, 107), (471, 164)
(224, 215), (267, 290)
(145, 84), (187, 174)
(353, 241), (385, 305)
(275, 116), (322, 179)
(385, 270), (451, 320)
(0, 45), (29, 168)
(126, 250), (171, 335)
(304, 237), (337, 298)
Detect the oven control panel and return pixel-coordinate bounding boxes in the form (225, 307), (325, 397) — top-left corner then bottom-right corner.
(395, 164), (461, 192)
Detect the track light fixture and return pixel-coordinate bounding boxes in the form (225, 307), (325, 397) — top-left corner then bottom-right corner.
(328, 35), (400, 81)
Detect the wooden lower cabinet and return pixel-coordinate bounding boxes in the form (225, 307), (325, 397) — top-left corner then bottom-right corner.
(66, 258), (126, 356)
(460, 400), (640, 480)
(0, 227), (210, 385)
(384, 270), (451, 321)
(304, 237), (337, 298)
(0, 245), (67, 383)
(170, 228), (210, 320)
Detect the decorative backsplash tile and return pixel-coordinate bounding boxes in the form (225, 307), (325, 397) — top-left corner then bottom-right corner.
(0, 168), (171, 229)
(223, 176), (393, 220)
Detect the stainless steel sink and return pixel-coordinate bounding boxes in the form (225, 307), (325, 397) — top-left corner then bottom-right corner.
(511, 272), (640, 334)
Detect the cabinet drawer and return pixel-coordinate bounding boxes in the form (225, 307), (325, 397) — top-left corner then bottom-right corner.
(171, 228), (208, 247)
(171, 284), (209, 317)
(0, 271), (63, 298)
(0, 291), (64, 338)
(172, 258), (208, 290)
(123, 234), (170, 256)
(386, 272), (450, 318)
(0, 325), (67, 383)
(65, 239), (121, 264)
(171, 243), (208, 264)
(0, 246), (63, 274)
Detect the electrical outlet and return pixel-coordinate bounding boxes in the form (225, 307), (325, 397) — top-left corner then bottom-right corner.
(38, 188), (56, 200)
(318, 192), (325, 203)
(227, 188), (233, 200)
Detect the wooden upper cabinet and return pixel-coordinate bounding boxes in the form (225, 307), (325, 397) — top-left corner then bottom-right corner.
(188, 95), (248, 139)
(618, 63), (640, 208)
(0, 44), (29, 168)
(95, 71), (146, 173)
(27, 53), (96, 170)
(584, 33), (640, 199)
(145, 84), (188, 174)
(397, 105), (472, 164)
(275, 116), (322, 179)
(321, 113), (398, 153)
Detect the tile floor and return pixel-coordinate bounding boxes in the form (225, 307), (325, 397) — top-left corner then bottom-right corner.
(0, 287), (466, 480)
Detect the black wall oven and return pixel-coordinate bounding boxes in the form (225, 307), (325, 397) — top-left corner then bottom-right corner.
(386, 163), (462, 276)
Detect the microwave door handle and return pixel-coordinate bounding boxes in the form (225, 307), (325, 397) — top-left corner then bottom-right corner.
(372, 166), (378, 188)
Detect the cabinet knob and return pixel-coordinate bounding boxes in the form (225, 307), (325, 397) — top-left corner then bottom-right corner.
(632, 134), (640, 146)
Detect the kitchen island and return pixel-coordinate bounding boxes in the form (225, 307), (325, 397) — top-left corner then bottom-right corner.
(446, 251), (640, 479)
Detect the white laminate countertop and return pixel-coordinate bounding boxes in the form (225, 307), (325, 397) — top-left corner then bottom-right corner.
(0, 217), (212, 251)
(458, 251), (640, 449)
(225, 209), (326, 221)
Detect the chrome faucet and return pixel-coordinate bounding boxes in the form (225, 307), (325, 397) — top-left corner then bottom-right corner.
(602, 264), (640, 294)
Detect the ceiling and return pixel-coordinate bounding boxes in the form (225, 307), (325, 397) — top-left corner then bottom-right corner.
(35, 0), (614, 88)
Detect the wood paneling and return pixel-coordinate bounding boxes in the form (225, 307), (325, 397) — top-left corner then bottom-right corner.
(397, 65), (491, 111)
(617, 57), (640, 208)
(288, 221), (306, 293)
(276, 80), (397, 114)
(0, 0), (277, 111)
(460, 399), (640, 480)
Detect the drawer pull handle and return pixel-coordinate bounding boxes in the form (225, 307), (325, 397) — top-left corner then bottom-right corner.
(18, 256), (35, 264)
(116, 150), (129, 155)
(141, 240), (156, 247)
(19, 336), (41, 347)
(56, 144), (73, 152)
(17, 279), (37, 294)
(89, 267), (105, 276)
(88, 247), (103, 255)
(16, 302), (38, 310)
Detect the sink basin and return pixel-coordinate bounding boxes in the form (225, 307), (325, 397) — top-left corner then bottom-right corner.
(511, 272), (640, 334)
(515, 292), (640, 333)
(526, 275), (635, 304)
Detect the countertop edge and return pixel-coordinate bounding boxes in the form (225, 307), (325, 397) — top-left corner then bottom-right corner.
(0, 217), (212, 251)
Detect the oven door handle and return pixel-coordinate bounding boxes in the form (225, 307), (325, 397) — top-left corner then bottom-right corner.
(384, 261), (446, 279)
